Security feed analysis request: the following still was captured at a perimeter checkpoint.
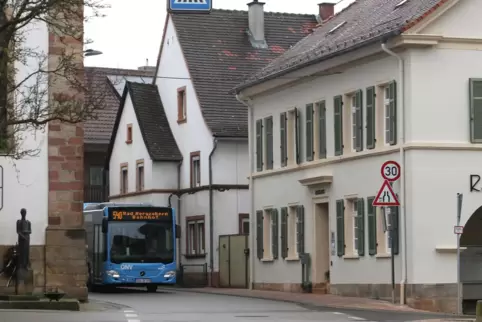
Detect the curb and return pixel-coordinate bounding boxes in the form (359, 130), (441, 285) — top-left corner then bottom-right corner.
(164, 287), (473, 319)
(81, 299), (131, 311)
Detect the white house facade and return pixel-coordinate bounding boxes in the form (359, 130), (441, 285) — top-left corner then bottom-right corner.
(235, 0), (482, 314)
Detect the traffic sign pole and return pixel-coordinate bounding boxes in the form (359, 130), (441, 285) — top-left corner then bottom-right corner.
(456, 193), (463, 315)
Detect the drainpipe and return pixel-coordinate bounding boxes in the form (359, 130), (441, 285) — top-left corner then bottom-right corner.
(208, 137), (218, 286)
(381, 42), (407, 305)
(176, 160), (182, 269)
(236, 93), (254, 290)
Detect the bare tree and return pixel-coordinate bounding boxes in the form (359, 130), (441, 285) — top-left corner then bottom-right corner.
(0, 0), (108, 159)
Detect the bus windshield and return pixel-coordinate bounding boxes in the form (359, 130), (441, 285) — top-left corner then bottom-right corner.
(109, 221), (174, 264)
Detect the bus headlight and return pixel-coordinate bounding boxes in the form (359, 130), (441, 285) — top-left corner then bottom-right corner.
(106, 270), (120, 278)
(163, 271), (175, 279)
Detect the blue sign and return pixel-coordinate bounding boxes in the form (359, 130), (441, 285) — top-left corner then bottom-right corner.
(168, 0), (212, 13)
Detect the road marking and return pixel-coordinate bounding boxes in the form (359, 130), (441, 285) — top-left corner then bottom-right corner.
(332, 312), (366, 321)
(124, 309), (140, 322)
(125, 314), (138, 318)
(127, 320), (140, 322)
(124, 310), (135, 313)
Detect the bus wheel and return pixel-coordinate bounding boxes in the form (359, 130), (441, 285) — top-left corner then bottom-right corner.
(146, 285), (157, 293)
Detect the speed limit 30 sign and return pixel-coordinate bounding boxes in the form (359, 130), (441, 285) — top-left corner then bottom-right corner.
(381, 161), (401, 182)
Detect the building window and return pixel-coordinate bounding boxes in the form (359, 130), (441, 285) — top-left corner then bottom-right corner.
(334, 95), (343, 156)
(337, 197), (365, 257)
(280, 112), (287, 167)
(366, 86), (376, 149)
(186, 216), (205, 256)
(383, 81), (397, 146)
(126, 124), (132, 144)
(286, 108), (300, 166)
(177, 86), (187, 123)
(469, 78), (482, 143)
(262, 209), (272, 259)
(351, 200), (359, 255)
(316, 101), (327, 159)
(239, 213), (249, 235)
(190, 151), (200, 187)
(350, 90), (363, 152)
(89, 166), (103, 186)
(136, 160), (144, 192)
(120, 164), (128, 194)
(264, 116), (273, 170)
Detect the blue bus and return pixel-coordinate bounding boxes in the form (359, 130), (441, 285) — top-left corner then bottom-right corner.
(84, 202), (180, 292)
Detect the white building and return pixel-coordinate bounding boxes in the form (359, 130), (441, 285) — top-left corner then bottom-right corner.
(107, 2), (320, 286)
(235, 0), (482, 314)
(0, 7), (87, 298)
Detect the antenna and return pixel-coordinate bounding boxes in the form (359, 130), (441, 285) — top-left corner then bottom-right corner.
(146, 58), (149, 66)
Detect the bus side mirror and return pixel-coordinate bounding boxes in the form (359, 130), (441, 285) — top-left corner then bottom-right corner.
(102, 218), (108, 233)
(175, 224), (181, 238)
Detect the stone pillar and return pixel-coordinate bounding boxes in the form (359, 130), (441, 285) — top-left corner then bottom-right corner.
(45, 3), (88, 301)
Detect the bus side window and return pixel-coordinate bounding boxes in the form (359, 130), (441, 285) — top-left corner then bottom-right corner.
(176, 225), (181, 239)
(102, 218), (108, 233)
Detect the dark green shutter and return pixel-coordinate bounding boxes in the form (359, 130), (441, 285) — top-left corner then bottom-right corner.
(296, 205), (305, 255)
(271, 209), (279, 259)
(366, 86), (376, 149)
(390, 205), (399, 255)
(357, 198), (365, 256)
(469, 79), (482, 143)
(256, 120), (263, 171)
(367, 196), (377, 256)
(306, 103), (314, 161)
(355, 90), (363, 152)
(280, 207), (288, 259)
(280, 113), (288, 166)
(388, 81), (397, 145)
(265, 117), (273, 170)
(334, 95), (343, 156)
(318, 101), (327, 159)
(336, 199), (345, 257)
(295, 108), (300, 164)
(256, 210), (263, 259)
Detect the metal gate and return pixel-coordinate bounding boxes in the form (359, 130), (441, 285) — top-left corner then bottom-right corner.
(218, 234), (249, 288)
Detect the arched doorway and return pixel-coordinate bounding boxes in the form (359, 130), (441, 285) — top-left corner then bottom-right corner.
(460, 206), (482, 314)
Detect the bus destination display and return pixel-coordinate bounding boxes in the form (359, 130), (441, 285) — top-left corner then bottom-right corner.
(108, 208), (172, 221)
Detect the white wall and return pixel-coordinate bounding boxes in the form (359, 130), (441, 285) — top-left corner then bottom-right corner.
(109, 94), (153, 196)
(0, 20), (49, 246)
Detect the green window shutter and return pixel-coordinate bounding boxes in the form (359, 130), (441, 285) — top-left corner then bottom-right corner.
(295, 108), (301, 164)
(336, 199), (345, 257)
(357, 198), (365, 256)
(306, 103), (314, 161)
(296, 205), (305, 255)
(271, 209), (279, 259)
(256, 210), (263, 259)
(366, 86), (376, 149)
(390, 205), (400, 255)
(334, 95), (343, 156)
(388, 81), (397, 145)
(280, 113), (288, 167)
(318, 101), (327, 159)
(280, 207), (288, 259)
(256, 120), (263, 171)
(265, 117), (273, 170)
(367, 196), (377, 256)
(469, 79), (482, 143)
(355, 90), (363, 152)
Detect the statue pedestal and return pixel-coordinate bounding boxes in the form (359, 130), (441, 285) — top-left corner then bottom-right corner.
(15, 268), (33, 295)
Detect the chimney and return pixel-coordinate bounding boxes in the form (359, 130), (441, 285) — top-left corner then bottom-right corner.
(248, 0), (265, 43)
(318, 2), (335, 22)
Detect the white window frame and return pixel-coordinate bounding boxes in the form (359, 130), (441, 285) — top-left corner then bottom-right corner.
(263, 209), (272, 259)
(121, 167), (128, 194)
(351, 95), (357, 152)
(352, 200), (359, 255)
(287, 110), (298, 164)
(187, 219), (205, 255)
(192, 155), (201, 187)
(288, 206), (298, 258)
(384, 86), (391, 146)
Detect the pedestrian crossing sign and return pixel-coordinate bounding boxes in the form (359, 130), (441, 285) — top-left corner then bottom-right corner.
(168, 0), (212, 13)
(373, 180), (400, 207)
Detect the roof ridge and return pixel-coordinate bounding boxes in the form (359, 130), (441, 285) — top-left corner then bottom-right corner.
(173, 7), (316, 17)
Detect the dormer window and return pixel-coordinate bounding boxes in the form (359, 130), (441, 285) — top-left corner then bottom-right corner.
(126, 124), (133, 144)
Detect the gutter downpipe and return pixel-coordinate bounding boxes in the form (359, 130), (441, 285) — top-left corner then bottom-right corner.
(381, 42), (407, 305)
(236, 93), (254, 290)
(209, 137), (218, 286)
(177, 161), (182, 270)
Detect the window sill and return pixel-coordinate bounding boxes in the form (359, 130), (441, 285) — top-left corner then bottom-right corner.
(184, 253), (206, 259)
(285, 256), (299, 261)
(261, 257), (274, 262)
(342, 255), (359, 260)
(375, 253), (391, 258)
(125, 140), (132, 144)
(177, 118), (187, 124)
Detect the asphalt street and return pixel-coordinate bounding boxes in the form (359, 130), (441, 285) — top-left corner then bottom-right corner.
(0, 288), (472, 322)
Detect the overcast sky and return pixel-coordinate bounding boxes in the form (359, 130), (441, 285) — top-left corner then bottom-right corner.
(84, 0), (355, 70)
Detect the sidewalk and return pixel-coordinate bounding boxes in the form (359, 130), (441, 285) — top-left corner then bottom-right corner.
(169, 287), (430, 313)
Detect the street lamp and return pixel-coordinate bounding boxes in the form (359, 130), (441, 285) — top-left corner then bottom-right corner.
(84, 49), (103, 57)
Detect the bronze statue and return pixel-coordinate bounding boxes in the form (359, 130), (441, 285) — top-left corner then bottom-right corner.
(16, 208), (31, 272)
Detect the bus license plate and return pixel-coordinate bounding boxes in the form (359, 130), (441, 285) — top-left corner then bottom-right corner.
(136, 279), (151, 283)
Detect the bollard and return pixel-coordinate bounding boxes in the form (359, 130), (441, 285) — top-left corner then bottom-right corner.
(476, 300), (482, 322)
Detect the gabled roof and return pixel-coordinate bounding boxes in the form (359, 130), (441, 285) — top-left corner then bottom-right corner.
(235, 0), (449, 91)
(84, 67), (154, 145)
(105, 82), (182, 168)
(170, 9), (318, 138)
